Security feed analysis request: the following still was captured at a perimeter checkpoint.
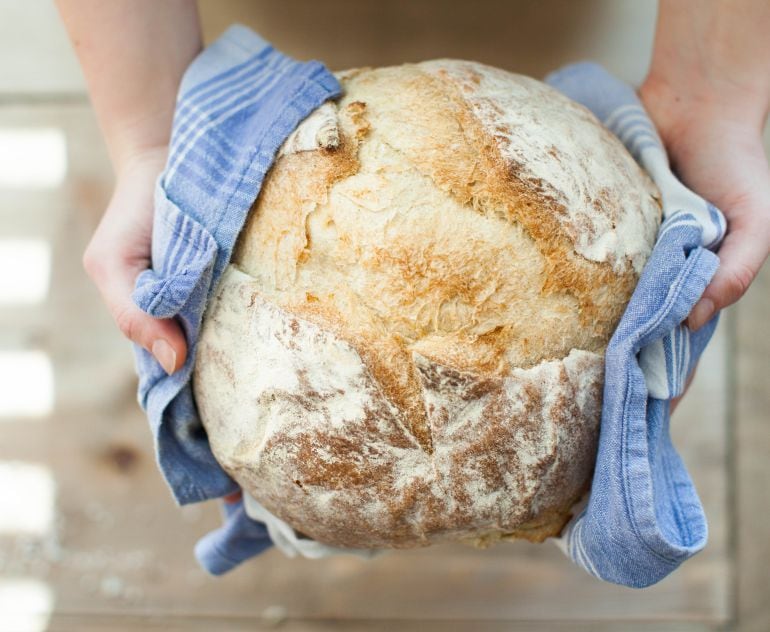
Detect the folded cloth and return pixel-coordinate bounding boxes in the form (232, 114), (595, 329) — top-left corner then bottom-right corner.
(545, 62), (725, 588)
(129, 24), (342, 573)
(193, 496), (272, 576)
(132, 23), (725, 586)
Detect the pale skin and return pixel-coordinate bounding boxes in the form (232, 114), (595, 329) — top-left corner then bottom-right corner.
(55, 0), (202, 377)
(56, 1), (769, 427)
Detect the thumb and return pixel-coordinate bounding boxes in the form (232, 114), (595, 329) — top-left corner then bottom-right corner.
(85, 253), (188, 374)
(687, 221), (770, 331)
(114, 300), (189, 376)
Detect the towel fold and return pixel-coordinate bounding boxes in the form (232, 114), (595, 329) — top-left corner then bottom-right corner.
(545, 62), (723, 587)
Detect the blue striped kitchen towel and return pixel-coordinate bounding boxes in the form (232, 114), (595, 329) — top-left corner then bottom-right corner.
(545, 62), (725, 588)
(129, 25), (341, 571)
(130, 22), (725, 586)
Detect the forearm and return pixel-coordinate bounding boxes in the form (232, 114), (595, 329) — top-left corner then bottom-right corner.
(56, 0), (202, 171)
(640, 0), (770, 330)
(645, 0), (770, 130)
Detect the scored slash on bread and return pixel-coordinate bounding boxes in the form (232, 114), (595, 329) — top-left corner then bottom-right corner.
(193, 60), (661, 549)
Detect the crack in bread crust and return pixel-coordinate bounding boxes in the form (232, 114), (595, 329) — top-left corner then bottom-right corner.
(194, 271), (602, 548)
(196, 61), (661, 549)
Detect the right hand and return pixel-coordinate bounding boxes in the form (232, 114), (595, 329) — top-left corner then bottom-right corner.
(640, 78), (770, 332)
(82, 146), (187, 375)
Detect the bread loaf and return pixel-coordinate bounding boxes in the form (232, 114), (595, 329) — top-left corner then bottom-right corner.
(192, 60), (661, 549)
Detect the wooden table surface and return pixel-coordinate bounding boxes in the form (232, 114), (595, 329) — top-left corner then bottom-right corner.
(1, 2), (768, 630)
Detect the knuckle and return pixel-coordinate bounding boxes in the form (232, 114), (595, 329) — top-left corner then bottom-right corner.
(725, 263), (755, 302)
(114, 304), (139, 342)
(81, 246), (103, 279)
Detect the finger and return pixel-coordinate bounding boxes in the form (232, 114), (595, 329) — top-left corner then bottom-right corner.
(114, 302), (188, 375)
(84, 251), (188, 374)
(687, 221), (770, 330)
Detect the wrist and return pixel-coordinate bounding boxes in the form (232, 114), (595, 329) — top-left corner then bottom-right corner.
(644, 0), (770, 138)
(641, 68), (768, 123)
(105, 107), (175, 175)
(114, 143), (169, 183)
(639, 73), (768, 149)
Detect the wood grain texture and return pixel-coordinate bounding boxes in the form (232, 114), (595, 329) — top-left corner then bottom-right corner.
(736, 265), (770, 632)
(44, 614), (722, 632)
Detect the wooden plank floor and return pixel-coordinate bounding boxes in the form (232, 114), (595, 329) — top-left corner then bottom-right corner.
(1, 2), (767, 630)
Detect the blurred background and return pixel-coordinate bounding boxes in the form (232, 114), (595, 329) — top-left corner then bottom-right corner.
(0, 1), (768, 630)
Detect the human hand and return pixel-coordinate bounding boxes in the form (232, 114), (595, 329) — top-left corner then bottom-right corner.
(640, 82), (769, 416)
(639, 80), (770, 331)
(638, 0), (770, 332)
(82, 147), (187, 375)
(56, 0), (201, 375)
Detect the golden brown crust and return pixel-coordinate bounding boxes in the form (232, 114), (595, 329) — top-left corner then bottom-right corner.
(194, 273), (603, 548)
(196, 60), (661, 549)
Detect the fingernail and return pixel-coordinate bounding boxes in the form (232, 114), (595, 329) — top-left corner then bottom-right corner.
(689, 298), (714, 331)
(152, 339), (177, 375)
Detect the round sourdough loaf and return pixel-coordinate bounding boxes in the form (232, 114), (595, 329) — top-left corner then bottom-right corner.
(192, 60), (661, 549)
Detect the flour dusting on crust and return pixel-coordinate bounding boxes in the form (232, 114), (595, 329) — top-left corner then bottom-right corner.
(420, 60), (660, 274)
(193, 60), (661, 550)
(194, 268), (603, 549)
